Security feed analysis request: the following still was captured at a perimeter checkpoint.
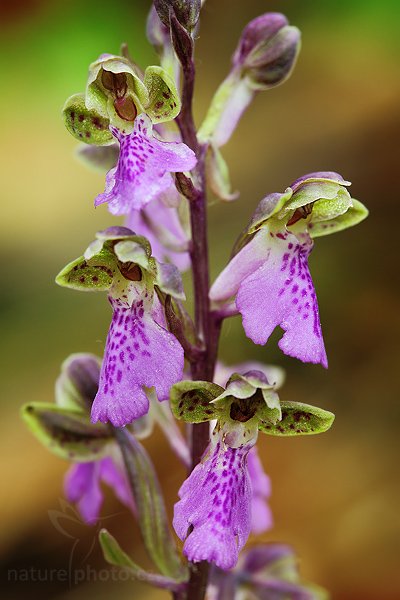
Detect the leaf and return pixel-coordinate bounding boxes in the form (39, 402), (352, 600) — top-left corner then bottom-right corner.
(21, 403), (113, 461)
(144, 65), (181, 123)
(170, 380), (223, 423)
(258, 401), (334, 436)
(99, 529), (187, 591)
(63, 93), (113, 145)
(114, 429), (187, 580)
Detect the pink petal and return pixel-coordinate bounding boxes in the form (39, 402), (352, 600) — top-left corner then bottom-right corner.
(95, 114), (197, 214)
(236, 229), (328, 367)
(91, 291), (184, 427)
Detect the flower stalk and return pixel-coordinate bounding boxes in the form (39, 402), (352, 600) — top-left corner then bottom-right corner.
(172, 19), (219, 599)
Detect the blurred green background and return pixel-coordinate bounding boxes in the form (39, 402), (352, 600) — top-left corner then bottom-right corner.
(1, 0), (399, 598)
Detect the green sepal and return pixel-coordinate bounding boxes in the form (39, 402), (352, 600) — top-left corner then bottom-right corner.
(164, 297), (198, 346)
(170, 381), (223, 423)
(86, 54), (149, 131)
(280, 182), (351, 222)
(115, 429), (187, 580)
(258, 401), (335, 436)
(99, 530), (187, 591)
(248, 189), (293, 234)
(144, 65), (181, 123)
(62, 93), (113, 146)
(309, 198), (369, 238)
(55, 353), (101, 412)
(206, 145), (239, 202)
(55, 253), (115, 292)
(75, 143), (119, 172)
(21, 403), (113, 461)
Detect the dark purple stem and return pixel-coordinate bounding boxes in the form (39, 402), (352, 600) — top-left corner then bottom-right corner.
(175, 34), (222, 600)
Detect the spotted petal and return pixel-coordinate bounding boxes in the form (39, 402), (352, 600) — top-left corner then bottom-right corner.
(91, 289), (184, 427)
(235, 228), (327, 367)
(173, 435), (255, 570)
(95, 114), (197, 215)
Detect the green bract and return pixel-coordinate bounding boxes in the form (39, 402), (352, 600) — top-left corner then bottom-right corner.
(63, 93), (113, 145)
(100, 530), (187, 592)
(113, 429), (188, 580)
(206, 145), (239, 202)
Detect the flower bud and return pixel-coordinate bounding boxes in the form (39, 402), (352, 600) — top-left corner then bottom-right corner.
(154, 0), (200, 33)
(147, 5), (171, 51)
(233, 13), (301, 89)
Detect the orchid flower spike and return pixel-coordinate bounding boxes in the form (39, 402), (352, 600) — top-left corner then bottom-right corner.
(210, 172), (368, 367)
(171, 371), (334, 569)
(56, 227), (186, 427)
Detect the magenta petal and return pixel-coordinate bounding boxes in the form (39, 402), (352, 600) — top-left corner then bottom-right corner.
(210, 231), (269, 303)
(248, 447), (273, 535)
(236, 230), (328, 367)
(173, 441), (253, 570)
(64, 463), (102, 524)
(95, 114), (197, 215)
(91, 295), (184, 427)
(126, 194), (190, 271)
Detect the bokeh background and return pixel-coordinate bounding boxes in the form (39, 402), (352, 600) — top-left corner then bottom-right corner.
(1, 0), (399, 598)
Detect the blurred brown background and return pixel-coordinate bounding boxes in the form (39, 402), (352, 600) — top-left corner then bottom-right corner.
(1, 0), (399, 598)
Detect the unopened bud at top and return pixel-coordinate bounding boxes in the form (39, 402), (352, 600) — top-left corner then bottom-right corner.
(233, 13), (301, 89)
(147, 5), (171, 51)
(154, 0), (201, 32)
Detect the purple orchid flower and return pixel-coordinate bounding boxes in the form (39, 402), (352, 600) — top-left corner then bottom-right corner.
(56, 228), (185, 428)
(173, 425), (256, 570)
(214, 360), (281, 535)
(210, 172), (368, 367)
(95, 114), (197, 215)
(64, 457), (134, 524)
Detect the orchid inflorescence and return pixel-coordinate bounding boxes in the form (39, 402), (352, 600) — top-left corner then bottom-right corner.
(22, 1), (368, 598)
